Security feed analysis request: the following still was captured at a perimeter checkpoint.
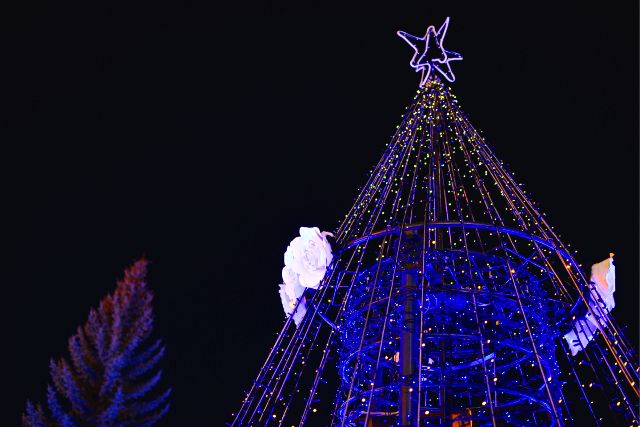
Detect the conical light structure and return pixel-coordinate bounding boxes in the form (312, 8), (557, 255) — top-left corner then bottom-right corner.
(231, 75), (638, 427)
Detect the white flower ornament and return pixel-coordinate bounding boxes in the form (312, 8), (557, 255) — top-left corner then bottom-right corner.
(564, 254), (616, 356)
(276, 227), (334, 327)
(284, 227), (334, 289)
(282, 265), (304, 300)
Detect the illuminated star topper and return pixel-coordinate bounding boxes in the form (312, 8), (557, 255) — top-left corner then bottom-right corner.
(398, 17), (463, 86)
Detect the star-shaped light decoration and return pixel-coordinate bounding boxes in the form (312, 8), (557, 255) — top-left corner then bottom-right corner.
(398, 17), (463, 86)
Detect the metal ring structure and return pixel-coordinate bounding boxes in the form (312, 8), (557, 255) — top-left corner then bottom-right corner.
(332, 223), (569, 426)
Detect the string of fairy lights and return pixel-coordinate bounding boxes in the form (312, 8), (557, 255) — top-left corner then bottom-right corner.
(332, 79), (561, 425)
(230, 76), (638, 426)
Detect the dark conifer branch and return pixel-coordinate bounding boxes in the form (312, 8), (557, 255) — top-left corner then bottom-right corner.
(22, 259), (170, 427)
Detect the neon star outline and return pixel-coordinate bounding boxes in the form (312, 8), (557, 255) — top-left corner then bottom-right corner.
(398, 17), (463, 86)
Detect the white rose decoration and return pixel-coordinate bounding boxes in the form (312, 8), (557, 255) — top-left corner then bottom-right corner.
(564, 254), (617, 356)
(284, 227), (334, 289)
(589, 254), (615, 312)
(278, 284), (307, 327)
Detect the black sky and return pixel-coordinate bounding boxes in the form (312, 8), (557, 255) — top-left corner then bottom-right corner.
(2, 2), (638, 426)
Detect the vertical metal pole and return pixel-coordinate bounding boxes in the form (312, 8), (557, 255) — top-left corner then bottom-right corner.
(399, 270), (419, 426)
(440, 340), (447, 424)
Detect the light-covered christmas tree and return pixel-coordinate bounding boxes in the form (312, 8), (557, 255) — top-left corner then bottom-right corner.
(231, 18), (638, 427)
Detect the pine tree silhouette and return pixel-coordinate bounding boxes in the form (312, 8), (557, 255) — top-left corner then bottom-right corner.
(23, 259), (170, 427)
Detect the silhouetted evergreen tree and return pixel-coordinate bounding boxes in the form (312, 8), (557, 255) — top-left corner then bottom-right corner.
(23, 259), (170, 427)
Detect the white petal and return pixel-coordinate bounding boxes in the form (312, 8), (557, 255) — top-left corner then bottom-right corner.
(284, 246), (294, 266)
(281, 267), (303, 299)
(299, 269), (325, 289)
(590, 255), (614, 295)
(289, 256), (308, 277)
(287, 281), (305, 299)
(299, 227), (320, 242)
(278, 284), (293, 315)
(589, 255), (616, 312)
(605, 258), (616, 294)
(289, 237), (306, 258)
(282, 265), (297, 286)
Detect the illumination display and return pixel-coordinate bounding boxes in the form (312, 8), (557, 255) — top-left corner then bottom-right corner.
(231, 19), (638, 427)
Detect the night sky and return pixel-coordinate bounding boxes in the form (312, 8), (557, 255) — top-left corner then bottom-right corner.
(3, 2), (638, 426)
